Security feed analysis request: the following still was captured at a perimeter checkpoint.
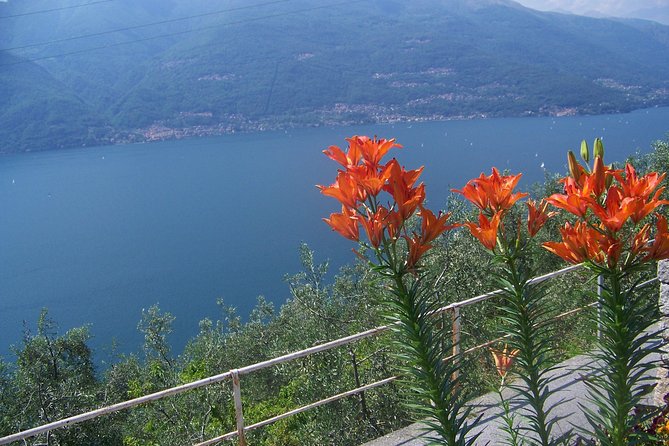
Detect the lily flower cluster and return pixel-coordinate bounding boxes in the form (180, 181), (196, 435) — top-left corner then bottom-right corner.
(543, 152), (669, 269)
(452, 167), (554, 251)
(455, 167), (563, 446)
(318, 136), (455, 270)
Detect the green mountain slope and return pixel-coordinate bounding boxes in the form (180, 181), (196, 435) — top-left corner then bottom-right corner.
(1, 0), (668, 153)
(0, 51), (105, 152)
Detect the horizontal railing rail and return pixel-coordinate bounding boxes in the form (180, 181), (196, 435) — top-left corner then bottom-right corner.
(0, 263), (659, 446)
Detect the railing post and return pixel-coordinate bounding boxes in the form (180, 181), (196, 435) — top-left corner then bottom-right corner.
(597, 275), (604, 339)
(231, 369), (247, 446)
(437, 310), (446, 354)
(451, 307), (461, 383)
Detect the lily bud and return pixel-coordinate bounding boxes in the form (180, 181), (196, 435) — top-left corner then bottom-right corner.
(606, 162), (615, 189)
(568, 150), (582, 182)
(591, 156), (606, 197)
(580, 139), (589, 162)
(594, 138), (604, 159)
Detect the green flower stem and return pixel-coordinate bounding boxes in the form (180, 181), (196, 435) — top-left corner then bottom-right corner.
(383, 264), (475, 446)
(501, 254), (554, 446)
(589, 269), (654, 446)
(393, 273), (455, 443)
(497, 379), (523, 446)
(606, 271), (628, 446)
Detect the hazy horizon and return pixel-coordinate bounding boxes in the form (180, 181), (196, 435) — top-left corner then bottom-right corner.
(514, 0), (669, 24)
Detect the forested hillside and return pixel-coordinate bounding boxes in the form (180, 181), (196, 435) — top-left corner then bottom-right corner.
(1, 0), (669, 153)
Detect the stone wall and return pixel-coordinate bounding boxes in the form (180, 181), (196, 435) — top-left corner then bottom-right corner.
(655, 260), (669, 405)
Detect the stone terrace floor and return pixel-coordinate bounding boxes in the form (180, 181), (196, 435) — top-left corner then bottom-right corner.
(361, 349), (662, 446)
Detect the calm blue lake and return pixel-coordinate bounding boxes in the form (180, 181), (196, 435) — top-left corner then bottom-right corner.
(1, 107), (668, 361)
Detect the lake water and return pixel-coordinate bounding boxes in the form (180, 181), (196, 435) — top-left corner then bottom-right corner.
(1, 107), (668, 362)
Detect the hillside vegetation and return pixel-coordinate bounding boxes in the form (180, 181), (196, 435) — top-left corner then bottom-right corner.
(1, 0), (669, 153)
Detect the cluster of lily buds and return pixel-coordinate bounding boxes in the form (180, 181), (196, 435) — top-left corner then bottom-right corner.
(319, 136), (455, 270)
(453, 168), (554, 252)
(544, 140), (669, 268)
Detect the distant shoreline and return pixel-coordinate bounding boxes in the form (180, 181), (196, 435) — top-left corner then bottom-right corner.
(4, 103), (668, 155)
(110, 105), (600, 146)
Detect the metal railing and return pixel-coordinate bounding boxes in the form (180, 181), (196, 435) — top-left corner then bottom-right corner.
(0, 263), (659, 446)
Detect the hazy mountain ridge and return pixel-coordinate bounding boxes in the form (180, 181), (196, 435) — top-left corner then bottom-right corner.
(1, 0), (668, 153)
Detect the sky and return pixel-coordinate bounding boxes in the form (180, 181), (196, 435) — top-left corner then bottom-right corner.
(514, 0), (669, 23)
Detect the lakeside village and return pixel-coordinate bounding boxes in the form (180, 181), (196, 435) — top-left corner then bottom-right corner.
(72, 70), (669, 148)
(129, 75), (668, 144)
(136, 104), (579, 143)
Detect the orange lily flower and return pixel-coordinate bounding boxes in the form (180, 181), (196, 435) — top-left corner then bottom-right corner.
(384, 160), (425, 220)
(385, 209), (404, 241)
(490, 344), (519, 378)
(384, 160), (426, 220)
(544, 150), (669, 272)
(383, 158), (424, 191)
(548, 157), (615, 218)
(600, 233), (623, 268)
(589, 187), (637, 233)
(418, 205), (456, 245)
(645, 215), (669, 261)
(543, 221), (610, 264)
(453, 168), (527, 214)
(384, 159), (424, 190)
(527, 199), (556, 237)
(349, 135), (401, 168)
(590, 187), (668, 231)
(323, 142), (362, 169)
(567, 153), (611, 197)
(404, 207), (457, 270)
(547, 178), (593, 218)
(614, 163), (666, 201)
(405, 234), (432, 271)
(318, 171), (366, 209)
(631, 223), (651, 258)
(451, 173), (489, 211)
(348, 163), (392, 197)
(628, 190), (669, 223)
(323, 205), (359, 241)
(480, 168), (528, 213)
(359, 207), (389, 248)
(396, 183), (426, 221)
(464, 212), (501, 251)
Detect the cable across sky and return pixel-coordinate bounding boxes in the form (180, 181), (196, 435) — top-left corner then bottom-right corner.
(0, 0), (370, 67)
(0, 0), (297, 52)
(0, 0), (115, 19)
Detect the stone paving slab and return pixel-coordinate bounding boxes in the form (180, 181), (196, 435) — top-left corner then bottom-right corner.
(361, 350), (661, 446)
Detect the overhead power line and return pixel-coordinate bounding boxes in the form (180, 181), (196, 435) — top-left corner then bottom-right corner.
(0, 0), (115, 19)
(0, 0), (295, 52)
(0, 0), (369, 67)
